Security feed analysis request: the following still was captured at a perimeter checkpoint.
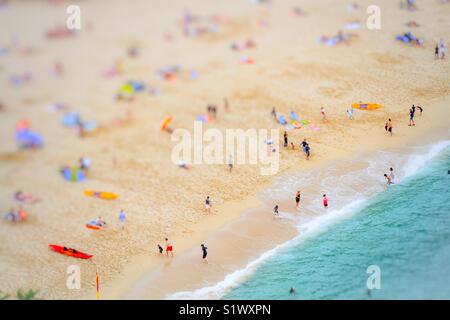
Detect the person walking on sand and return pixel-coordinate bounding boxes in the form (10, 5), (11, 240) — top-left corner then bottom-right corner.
(295, 191), (301, 209)
(320, 107), (326, 120)
(271, 107), (277, 120)
(273, 205), (279, 217)
(165, 238), (174, 257)
(347, 108), (354, 120)
(205, 196), (212, 213)
(409, 107), (415, 126)
(323, 194), (328, 208)
(385, 118), (393, 136)
(227, 155), (233, 173)
(283, 131), (288, 148)
(435, 44), (440, 59)
(305, 144), (311, 160)
(118, 209), (126, 229)
(301, 139), (308, 153)
(201, 244), (208, 261)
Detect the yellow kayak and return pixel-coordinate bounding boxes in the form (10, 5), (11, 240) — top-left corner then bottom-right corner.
(84, 190), (118, 200)
(351, 103), (381, 110)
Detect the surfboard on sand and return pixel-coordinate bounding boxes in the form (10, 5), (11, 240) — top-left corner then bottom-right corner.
(351, 103), (381, 110)
(84, 190), (118, 200)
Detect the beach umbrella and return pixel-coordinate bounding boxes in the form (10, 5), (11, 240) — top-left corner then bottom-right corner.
(351, 103), (381, 110)
(161, 116), (173, 131)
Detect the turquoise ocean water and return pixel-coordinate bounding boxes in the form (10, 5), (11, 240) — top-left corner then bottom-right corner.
(225, 145), (450, 300)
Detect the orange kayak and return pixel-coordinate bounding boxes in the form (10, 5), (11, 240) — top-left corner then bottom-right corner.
(49, 244), (93, 259)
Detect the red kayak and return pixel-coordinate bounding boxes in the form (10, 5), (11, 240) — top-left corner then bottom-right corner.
(48, 244), (93, 259)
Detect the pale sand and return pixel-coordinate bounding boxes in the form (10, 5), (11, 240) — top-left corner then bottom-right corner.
(0, 0), (449, 299)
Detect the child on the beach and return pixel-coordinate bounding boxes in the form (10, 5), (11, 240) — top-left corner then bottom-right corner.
(384, 174), (393, 185)
(323, 194), (328, 208)
(157, 244), (163, 254)
(347, 108), (354, 120)
(118, 209), (126, 229)
(165, 238), (173, 257)
(283, 131), (288, 148)
(204, 196), (211, 213)
(417, 106), (423, 115)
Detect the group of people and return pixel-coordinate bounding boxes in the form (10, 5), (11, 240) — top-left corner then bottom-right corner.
(282, 133), (311, 160)
(384, 168), (396, 185)
(157, 237), (208, 261)
(4, 207), (27, 223)
(206, 104), (218, 120)
(273, 192), (328, 217)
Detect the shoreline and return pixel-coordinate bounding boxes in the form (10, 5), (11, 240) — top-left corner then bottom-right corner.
(95, 96), (450, 300)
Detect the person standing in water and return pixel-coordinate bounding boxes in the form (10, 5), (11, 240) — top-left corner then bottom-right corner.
(323, 194), (328, 208)
(201, 244), (208, 261)
(389, 168), (395, 184)
(384, 174), (393, 185)
(295, 191), (301, 209)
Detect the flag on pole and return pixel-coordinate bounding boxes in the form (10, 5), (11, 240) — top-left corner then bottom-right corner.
(95, 271), (100, 300)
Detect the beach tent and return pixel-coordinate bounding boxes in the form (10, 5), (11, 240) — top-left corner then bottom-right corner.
(16, 130), (43, 149)
(62, 112), (81, 126)
(278, 115), (287, 125)
(290, 111), (298, 121)
(62, 167), (86, 182)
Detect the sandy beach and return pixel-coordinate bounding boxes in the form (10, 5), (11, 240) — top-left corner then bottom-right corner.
(0, 0), (449, 300)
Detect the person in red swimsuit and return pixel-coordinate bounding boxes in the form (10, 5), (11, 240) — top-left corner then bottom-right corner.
(165, 238), (173, 257)
(323, 194), (328, 208)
